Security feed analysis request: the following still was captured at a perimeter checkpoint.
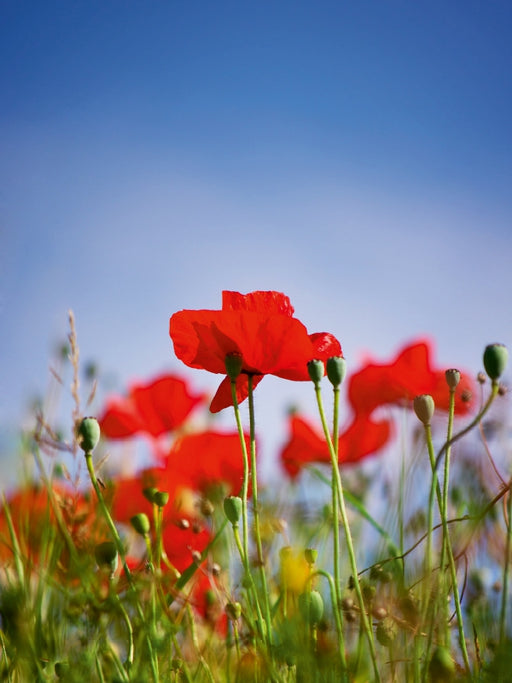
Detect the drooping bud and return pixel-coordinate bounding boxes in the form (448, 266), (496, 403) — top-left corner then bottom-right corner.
(445, 369), (460, 390)
(130, 513), (151, 537)
(77, 417), (101, 453)
(413, 394), (435, 426)
(225, 352), (243, 380)
(326, 356), (347, 388)
(298, 590), (324, 625)
(223, 496), (243, 525)
(307, 359), (324, 385)
(483, 343), (508, 381)
(94, 541), (118, 574)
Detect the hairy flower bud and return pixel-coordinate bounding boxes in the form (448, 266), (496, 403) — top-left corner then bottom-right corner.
(223, 496), (243, 525)
(307, 359), (324, 385)
(77, 417), (101, 453)
(326, 356), (347, 388)
(413, 394), (435, 426)
(225, 601), (242, 621)
(304, 548), (318, 566)
(428, 646), (455, 682)
(483, 343), (508, 381)
(298, 590), (324, 625)
(153, 490), (170, 508)
(94, 541), (118, 573)
(130, 513), (151, 537)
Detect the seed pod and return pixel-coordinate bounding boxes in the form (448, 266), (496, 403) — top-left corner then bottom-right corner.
(225, 352), (243, 380)
(413, 394), (435, 426)
(376, 616), (397, 647)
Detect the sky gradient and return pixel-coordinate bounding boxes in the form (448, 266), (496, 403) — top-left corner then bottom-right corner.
(2, 1), (512, 483)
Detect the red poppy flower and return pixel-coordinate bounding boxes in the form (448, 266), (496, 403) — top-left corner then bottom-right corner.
(280, 413), (392, 479)
(98, 373), (206, 438)
(164, 430), (251, 496)
(169, 291), (342, 412)
(347, 339), (475, 417)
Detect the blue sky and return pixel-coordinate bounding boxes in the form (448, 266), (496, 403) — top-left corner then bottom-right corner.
(2, 1), (512, 483)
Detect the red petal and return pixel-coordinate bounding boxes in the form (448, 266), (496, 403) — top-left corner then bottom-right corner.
(222, 290), (295, 316)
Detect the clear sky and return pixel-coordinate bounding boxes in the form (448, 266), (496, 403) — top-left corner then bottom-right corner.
(2, 1), (512, 482)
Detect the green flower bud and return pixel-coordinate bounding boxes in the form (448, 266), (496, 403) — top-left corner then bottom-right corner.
(304, 548), (318, 566)
(445, 369), (460, 390)
(326, 356), (347, 387)
(130, 513), (151, 536)
(428, 646), (455, 682)
(223, 496), (243, 525)
(483, 343), (508, 381)
(153, 490), (169, 508)
(307, 359), (324, 385)
(413, 394), (435, 426)
(298, 590), (324, 625)
(143, 487), (158, 504)
(225, 601), (242, 621)
(376, 616), (398, 647)
(77, 417), (101, 453)
(94, 541), (118, 573)
(225, 352), (243, 380)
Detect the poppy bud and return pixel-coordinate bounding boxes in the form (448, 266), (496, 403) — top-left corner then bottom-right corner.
(304, 548), (318, 566)
(153, 490), (169, 508)
(143, 487), (158, 504)
(77, 417), (101, 453)
(326, 356), (347, 388)
(483, 343), (508, 381)
(94, 541), (118, 573)
(225, 601), (242, 621)
(413, 394), (435, 426)
(307, 359), (324, 385)
(225, 352), (243, 380)
(223, 496), (243, 525)
(428, 646), (455, 682)
(131, 513), (151, 537)
(298, 590), (324, 625)
(445, 369), (460, 390)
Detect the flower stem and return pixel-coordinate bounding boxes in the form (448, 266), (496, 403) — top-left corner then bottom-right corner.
(313, 383), (381, 682)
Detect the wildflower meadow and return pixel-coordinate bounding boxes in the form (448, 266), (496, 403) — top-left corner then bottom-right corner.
(1, 290), (511, 682)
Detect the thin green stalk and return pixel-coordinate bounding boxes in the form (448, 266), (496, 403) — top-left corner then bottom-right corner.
(247, 375), (273, 646)
(423, 423), (472, 675)
(308, 569), (348, 677)
(499, 479), (512, 643)
(84, 451), (159, 683)
(312, 382), (381, 682)
(331, 386), (342, 611)
(229, 379), (250, 577)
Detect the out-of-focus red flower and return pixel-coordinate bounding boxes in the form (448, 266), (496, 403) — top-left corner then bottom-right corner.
(347, 339), (475, 417)
(164, 430), (250, 496)
(188, 568), (228, 634)
(161, 520), (211, 574)
(281, 413), (392, 479)
(169, 290), (342, 412)
(98, 374), (206, 438)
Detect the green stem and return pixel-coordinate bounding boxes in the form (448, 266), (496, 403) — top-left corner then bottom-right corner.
(499, 479), (512, 643)
(313, 382), (381, 682)
(84, 452), (159, 683)
(423, 424), (472, 675)
(247, 375), (273, 647)
(229, 379), (250, 578)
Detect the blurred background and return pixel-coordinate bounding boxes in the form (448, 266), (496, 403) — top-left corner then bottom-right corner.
(2, 1), (512, 486)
